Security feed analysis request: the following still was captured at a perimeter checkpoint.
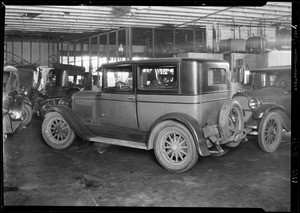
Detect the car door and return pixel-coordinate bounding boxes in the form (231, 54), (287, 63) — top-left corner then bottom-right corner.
(99, 65), (138, 129)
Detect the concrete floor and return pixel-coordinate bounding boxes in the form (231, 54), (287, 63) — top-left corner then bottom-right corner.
(3, 118), (291, 211)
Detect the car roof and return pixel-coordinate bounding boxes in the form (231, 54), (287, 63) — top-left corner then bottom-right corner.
(250, 65), (291, 73)
(99, 57), (228, 69)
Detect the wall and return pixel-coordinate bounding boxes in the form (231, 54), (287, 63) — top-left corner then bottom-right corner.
(5, 39), (59, 67)
(256, 50), (291, 68)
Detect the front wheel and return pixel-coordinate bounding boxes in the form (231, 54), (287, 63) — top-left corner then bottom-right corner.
(21, 103), (33, 126)
(258, 111), (283, 152)
(154, 121), (198, 173)
(42, 112), (76, 149)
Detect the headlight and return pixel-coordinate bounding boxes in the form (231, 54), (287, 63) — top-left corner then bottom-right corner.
(249, 98), (260, 110)
(9, 109), (22, 119)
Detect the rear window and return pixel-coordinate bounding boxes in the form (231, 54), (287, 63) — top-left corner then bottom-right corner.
(204, 68), (229, 92)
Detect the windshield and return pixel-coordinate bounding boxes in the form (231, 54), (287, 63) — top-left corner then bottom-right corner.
(67, 75), (85, 87)
(251, 71), (291, 91)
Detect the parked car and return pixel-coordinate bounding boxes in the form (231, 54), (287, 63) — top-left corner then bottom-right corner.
(233, 65), (291, 152)
(3, 66), (33, 140)
(41, 58), (250, 172)
(32, 63), (91, 118)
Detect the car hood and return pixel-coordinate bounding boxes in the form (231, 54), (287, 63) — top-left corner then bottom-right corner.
(235, 87), (286, 102)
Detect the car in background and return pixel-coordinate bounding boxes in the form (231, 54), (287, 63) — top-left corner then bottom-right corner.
(41, 58), (250, 173)
(3, 66), (33, 140)
(233, 65), (291, 152)
(32, 63), (92, 118)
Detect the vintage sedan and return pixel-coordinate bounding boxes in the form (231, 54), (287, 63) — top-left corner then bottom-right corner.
(41, 58), (249, 172)
(32, 63), (91, 117)
(233, 65), (291, 152)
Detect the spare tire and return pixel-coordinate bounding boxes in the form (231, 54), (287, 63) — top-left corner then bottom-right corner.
(219, 100), (244, 147)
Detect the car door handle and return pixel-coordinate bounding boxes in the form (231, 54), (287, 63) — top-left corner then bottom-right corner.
(128, 96), (135, 100)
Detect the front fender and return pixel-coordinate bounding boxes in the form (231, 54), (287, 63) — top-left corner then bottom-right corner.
(147, 113), (210, 156)
(45, 105), (95, 141)
(253, 104), (285, 119)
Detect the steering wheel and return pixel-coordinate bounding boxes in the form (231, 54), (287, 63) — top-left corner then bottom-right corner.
(115, 81), (126, 89)
(279, 80), (291, 91)
(49, 55), (59, 64)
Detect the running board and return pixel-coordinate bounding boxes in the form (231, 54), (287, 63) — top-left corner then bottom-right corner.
(89, 136), (148, 150)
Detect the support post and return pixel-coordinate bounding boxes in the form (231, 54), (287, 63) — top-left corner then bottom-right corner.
(152, 28), (155, 58)
(128, 28), (132, 60)
(89, 37), (92, 72)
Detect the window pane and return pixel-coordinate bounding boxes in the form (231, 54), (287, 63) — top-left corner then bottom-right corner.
(208, 68), (226, 86)
(138, 65), (177, 90)
(205, 68), (229, 92)
(104, 67), (132, 92)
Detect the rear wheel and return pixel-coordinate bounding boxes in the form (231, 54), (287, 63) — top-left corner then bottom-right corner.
(21, 103), (33, 126)
(154, 121), (198, 173)
(258, 111), (283, 152)
(42, 112), (75, 149)
(219, 100), (244, 148)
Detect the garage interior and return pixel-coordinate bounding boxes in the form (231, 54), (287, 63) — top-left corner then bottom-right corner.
(2, 2), (294, 211)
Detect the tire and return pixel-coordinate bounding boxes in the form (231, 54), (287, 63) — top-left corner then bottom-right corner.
(42, 112), (76, 149)
(21, 104), (33, 126)
(219, 100), (244, 148)
(258, 111), (283, 152)
(154, 121), (198, 173)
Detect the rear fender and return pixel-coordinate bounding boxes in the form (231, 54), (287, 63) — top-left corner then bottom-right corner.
(147, 113), (210, 156)
(45, 105), (95, 141)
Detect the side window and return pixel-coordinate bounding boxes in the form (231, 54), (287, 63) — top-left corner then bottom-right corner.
(104, 66), (132, 92)
(138, 65), (177, 91)
(92, 71), (102, 92)
(269, 74), (277, 86)
(208, 68), (226, 85)
(206, 68), (228, 92)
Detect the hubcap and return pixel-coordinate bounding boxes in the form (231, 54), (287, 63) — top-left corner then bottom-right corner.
(161, 131), (188, 164)
(228, 107), (240, 136)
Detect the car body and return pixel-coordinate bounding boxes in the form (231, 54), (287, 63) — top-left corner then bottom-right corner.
(233, 65), (291, 152)
(3, 66), (33, 140)
(41, 58), (250, 172)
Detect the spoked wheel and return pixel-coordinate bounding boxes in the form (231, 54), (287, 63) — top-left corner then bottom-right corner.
(258, 111), (283, 152)
(219, 100), (244, 148)
(21, 104), (33, 126)
(154, 121), (198, 173)
(42, 112), (75, 149)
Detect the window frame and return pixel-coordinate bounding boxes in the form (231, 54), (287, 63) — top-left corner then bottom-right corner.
(102, 65), (134, 94)
(203, 67), (229, 93)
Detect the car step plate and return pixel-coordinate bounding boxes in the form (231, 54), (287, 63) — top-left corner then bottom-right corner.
(89, 136), (147, 150)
